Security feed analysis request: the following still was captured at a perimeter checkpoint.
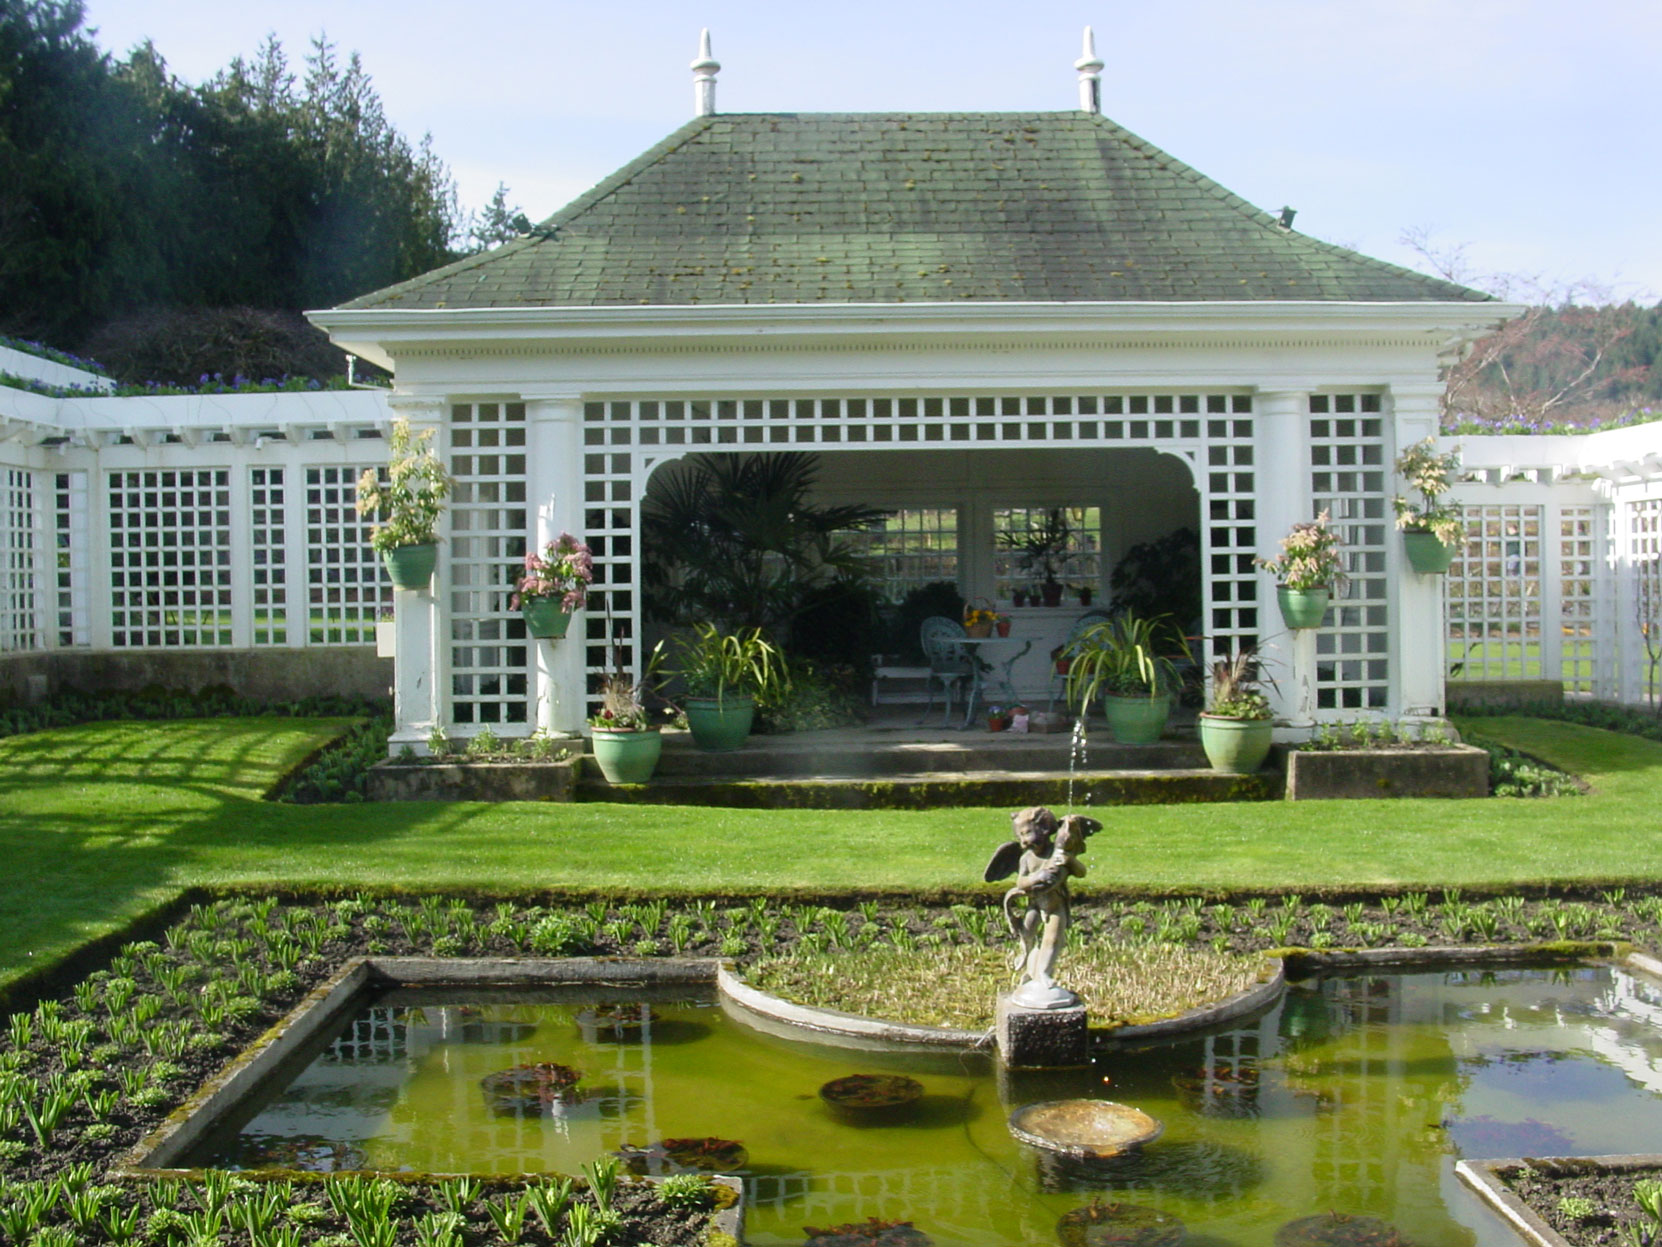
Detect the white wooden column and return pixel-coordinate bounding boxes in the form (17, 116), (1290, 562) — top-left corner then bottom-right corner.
(386, 395), (446, 752)
(525, 395), (587, 734)
(1252, 389), (1315, 729)
(1388, 383), (1448, 719)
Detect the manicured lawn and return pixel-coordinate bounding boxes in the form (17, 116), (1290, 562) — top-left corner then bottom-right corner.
(1, 713), (1658, 993)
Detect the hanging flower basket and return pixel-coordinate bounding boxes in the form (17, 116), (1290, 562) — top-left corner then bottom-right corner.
(1402, 530), (1458, 574)
(521, 598), (573, 639)
(381, 543), (438, 591)
(1276, 586), (1330, 630)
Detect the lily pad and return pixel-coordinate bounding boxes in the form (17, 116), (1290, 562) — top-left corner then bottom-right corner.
(1057, 1199), (1185, 1247)
(1275, 1213), (1413, 1247)
(819, 1074), (925, 1113)
(803, 1217), (933, 1246)
(618, 1136), (749, 1175)
(479, 1062), (585, 1116)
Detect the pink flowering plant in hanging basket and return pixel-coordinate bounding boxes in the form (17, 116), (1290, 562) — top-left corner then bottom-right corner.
(510, 533), (593, 611)
(1257, 511), (1348, 593)
(1392, 438), (1466, 545)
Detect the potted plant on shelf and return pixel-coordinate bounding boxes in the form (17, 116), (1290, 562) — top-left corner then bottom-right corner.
(510, 533), (592, 639)
(668, 623), (789, 751)
(1001, 508), (1073, 607)
(1257, 512), (1347, 631)
(1393, 438), (1465, 573)
(1063, 613), (1189, 745)
(356, 418), (451, 590)
(1197, 648), (1274, 774)
(588, 647), (665, 783)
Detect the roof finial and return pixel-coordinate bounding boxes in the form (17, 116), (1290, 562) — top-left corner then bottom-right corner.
(1074, 26), (1104, 115)
(691, 29), (720, 117)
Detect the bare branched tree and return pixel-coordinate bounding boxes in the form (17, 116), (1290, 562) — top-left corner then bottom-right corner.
(1402, 228), (1651, 430)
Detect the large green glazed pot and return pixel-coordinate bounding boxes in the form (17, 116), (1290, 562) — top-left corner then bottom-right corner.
(521, 599), (573, 639)
(683, 694), (755, 752)
(1100, 693), (1172, 745)
(382, 542), (438, 590)
(590, 728), (662, 784)
(1197, 714), (1274, 774)
(1276, 586), (1330, 630)
(1402, 530), (1458, 574)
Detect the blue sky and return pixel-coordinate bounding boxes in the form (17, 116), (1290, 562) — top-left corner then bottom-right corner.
(85, 0), (1661, 302)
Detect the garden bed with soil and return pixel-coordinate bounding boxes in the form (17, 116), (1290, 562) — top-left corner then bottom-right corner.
(4, 888), (1662, 1243)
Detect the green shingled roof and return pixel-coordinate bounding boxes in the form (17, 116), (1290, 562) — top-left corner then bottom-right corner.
(342, 112), (1488, 310)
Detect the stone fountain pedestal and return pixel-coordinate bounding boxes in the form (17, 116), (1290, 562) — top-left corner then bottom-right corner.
(996, 991), (1089, 1068)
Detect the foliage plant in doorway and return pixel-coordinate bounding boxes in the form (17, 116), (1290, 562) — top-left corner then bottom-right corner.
(1258, 512), (1347, 631)
(511, 532), (592, 639)
(1393, 439), (1466, 573)
(356, 417), (451, 590)
(999, 507), (1073, 606)
(641, 452), (889, 636)
(669, 623), (790, 751)
(1198, 647), (1274, 774)
(1063, 613), (1189, 744)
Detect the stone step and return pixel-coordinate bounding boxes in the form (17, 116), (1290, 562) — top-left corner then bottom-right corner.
(575, 767), (1280, 809)
(641, 733), (1209, 778)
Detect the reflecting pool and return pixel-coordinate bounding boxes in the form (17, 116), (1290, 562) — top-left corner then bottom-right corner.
(190, 965), (1662, 1246)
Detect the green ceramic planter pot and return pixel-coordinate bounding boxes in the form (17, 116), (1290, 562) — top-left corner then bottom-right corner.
(683, 694), (755, 751)
(1198, 714), (1274, 774)
(381, 542), (438, 590)
(1100, 693), (1171, 745)
(1402, 530), (1458, 574)
(1276, 585), (1330, 630)
(590, 728), (662, 784)
(521, 599), (573, 639)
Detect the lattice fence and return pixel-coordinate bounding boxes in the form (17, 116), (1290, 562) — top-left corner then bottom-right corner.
(107, 469), (233, 648)
(0, 469), (37, 652)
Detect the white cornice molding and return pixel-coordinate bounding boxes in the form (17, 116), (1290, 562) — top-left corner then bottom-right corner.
(311, 300), (1525, 370)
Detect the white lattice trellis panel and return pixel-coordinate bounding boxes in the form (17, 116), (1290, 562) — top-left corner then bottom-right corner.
(250, 467), (288, 646)
(53, 470), (89, 648)
(450, 403), (530, 726)
(1310, 395), (1389, 711)
(306, 466), (389, 645)
(1447, 504), (1542, 682)
(107, 468), (232, 648)
(0, 469), (37, 652)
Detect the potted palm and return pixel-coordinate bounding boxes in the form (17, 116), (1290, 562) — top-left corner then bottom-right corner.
(356, 418), (451, 590)
(669, 623), (789, 751)
(1257, 512), (1347, 630)
(1393, 438), (1465, 573)
(1197, 648), (1274, 774)
(510, 533), (592, 639)
(588, 648), (665, 783)
(1063, 613), (1188, 745)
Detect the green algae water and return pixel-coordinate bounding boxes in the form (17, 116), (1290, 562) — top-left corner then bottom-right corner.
(193, 965), (1662, 1246)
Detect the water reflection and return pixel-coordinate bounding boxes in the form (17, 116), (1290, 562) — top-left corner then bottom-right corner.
(192, 967), (1662, 1247)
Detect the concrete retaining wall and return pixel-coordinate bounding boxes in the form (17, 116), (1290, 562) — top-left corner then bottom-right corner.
(0, 648), (391, 704)
(367, 757), (582, 802)
(1280, 744), (1489, 800)
(1446, 680), (1565, 712)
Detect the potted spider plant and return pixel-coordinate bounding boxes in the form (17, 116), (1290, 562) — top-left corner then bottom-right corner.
(1063, 613), (1188, 745)
(669, 623), (789, 751)
(1197, 648), (1274, 774)
(1257, 512), (1347, 631)
(355, 418), (451, 590)
(1393, 438), (1465, 573)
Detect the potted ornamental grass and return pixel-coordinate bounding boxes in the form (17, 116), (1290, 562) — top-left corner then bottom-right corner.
(1258, 511), (1347, 630)
(588, 649), (665, 784)
(1197, 648), (1274, 774)
(1063, 612), (1189, 745)
(1393, 438), (1465, 573)
(668, 623), (789, 751)
(356, 418), (451, 590)
(511, 533), (592, 639)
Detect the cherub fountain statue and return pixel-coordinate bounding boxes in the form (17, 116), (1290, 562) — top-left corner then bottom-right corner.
(984, 806), (1101, 1011)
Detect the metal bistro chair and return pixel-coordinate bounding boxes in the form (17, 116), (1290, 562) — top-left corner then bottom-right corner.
(1047, 608), (1114, 712)
(919, 616), (980, 727)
